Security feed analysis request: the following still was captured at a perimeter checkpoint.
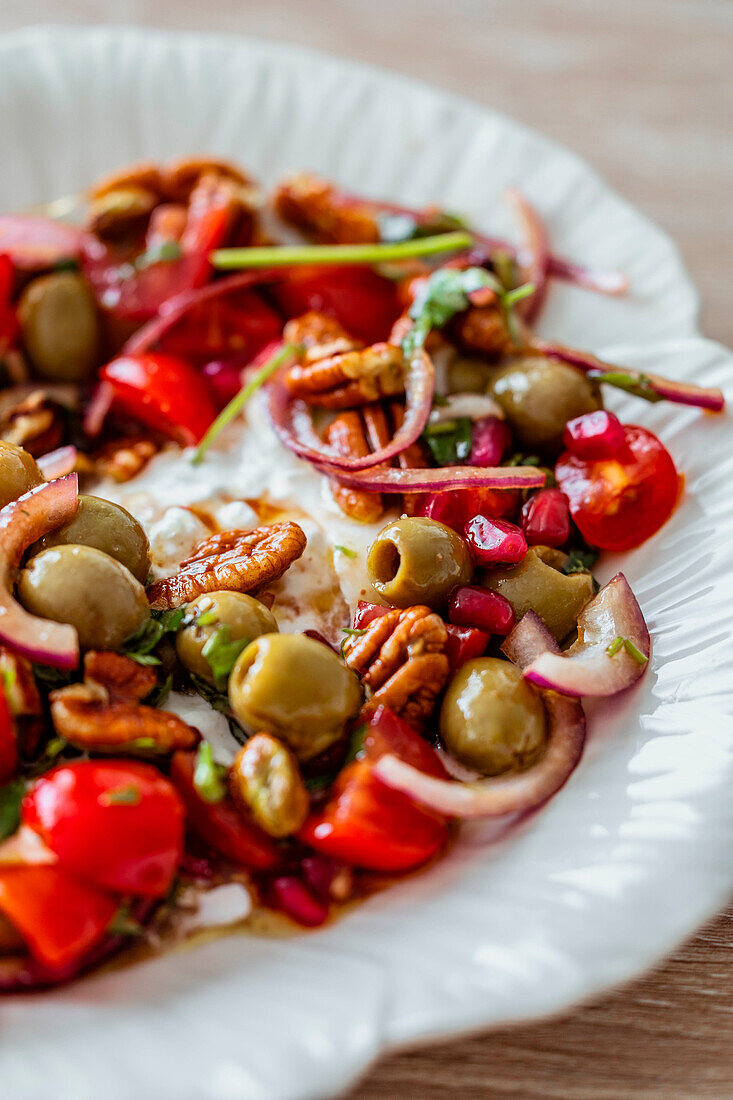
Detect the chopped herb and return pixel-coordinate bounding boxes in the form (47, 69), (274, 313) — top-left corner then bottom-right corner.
(32, 664), (73, 690)
(588, 370), (663, 403)
(562, 547), (599, 575)
(127, 652), (162, 666)
(334, 545), (358, 559)
(190, 674), (236, 719)
(100, 785), (142, 806)
(146, 675), (173, 710)
(123, 607), (186, 664)
(108, 902), (144, 938)
(304, 771), (338, 793)
(0, 666), (16, 695)
(606, 636), (625, 657)
(491, 249), (517, 293)
(211, 231), (473, 270)
(605, 636), (649, 664)
(423, 416), (473, 466)
(344, 723), (367, 764)
(503, 283), (536, 309)
(52, 256), (80, 273)
(125, 737), (160, 752)
(0, 779), (26, 840)
(193, 741), (227, 804)
(201, 625), (250, 691)
(135, 241), (182, 270)
(507, 452), (541, 467)
(192, 342), (298, 465)
(340, 627), (366, 659)
(194, 610), (219, 627)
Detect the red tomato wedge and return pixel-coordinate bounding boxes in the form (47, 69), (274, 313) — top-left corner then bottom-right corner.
(299, 708), (449, 872)
(155, 289), (282, 365)
(22, 761), (184, 899)
(99, 351), (218, 445)
(170, 752), (280, 871)
(0, 687), (18, 786)
(555, 424), (679, 551)
(272, 265), (399, 344)
(0, 866), (116, 970)
(0, 215), (83, 270)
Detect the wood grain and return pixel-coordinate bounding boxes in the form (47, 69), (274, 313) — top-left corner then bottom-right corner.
(3, 2), (732, 1095)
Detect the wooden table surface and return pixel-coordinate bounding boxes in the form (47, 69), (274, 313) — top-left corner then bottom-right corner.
(6, 2), (733, 1096)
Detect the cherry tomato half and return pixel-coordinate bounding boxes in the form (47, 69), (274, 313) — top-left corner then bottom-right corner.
(0, 865), (116, 970)
(272, 265), (400, 345)
(555, 424), (679, 552)
(299, 708), (449, 872)
(22, 760), (184, 899)
(100, 351), (218, 445)
(170, 752), (280, 871)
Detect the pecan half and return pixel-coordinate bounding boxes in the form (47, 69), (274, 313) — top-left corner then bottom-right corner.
(86, 186), (159, 240)
(448, 301), (515, 359)
(0, 647), (43, 757)
(50, 651), (197, 753)
(90, 161), (163, 200)
(324, 411), (383, 523)
(147, 522), (307, 610)
(343, 605), (450, 728)
(0, 390), (66, 456)
(283, 311), (360, 362)
(286, 342), (405, 408)
(93, 436), (161, 483)
(161, 157), (253, 204)
(273, 172), (379, 244)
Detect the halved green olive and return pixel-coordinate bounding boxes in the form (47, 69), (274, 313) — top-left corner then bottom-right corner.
(490, 355), (602, 453)
(440, 657), (547, 775)
(367, 517), (473, 609)
(28, 495), (151, 582)
(483, 546), (595, 640)
(0, 441), (43, 509)
(228, 633), (362, 761)
(17, 544), (149, 651)
(176, 591), (278, 684)
(18, 271), (99, 382)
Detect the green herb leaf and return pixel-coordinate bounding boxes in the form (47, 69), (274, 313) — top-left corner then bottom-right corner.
(52, 257), (81, 273)
(340, 627), (367, 660)
(507, 452), (541, 467)
(193, 741), (227, 804)
(562, 547), (599, 575)
(32, 664), (73, 690)
(0, 779), (26, 840)
(123, 607), (187, 663)
(135, 240), (182, 270)
(304, 771), (338, 793)
(606, 635), (625, 657)
(192, 342), (298, 465)
(194, 610), (219, 627)
(333, 545), (357, 559)
(211, 231), (473, 271)
(422, 416), (473, 466)
(108, 902), (144, 938)
(344, 723), (367, 764)
(146, 675), (173, 710)
(588, 370), (663, 403)
(100, 784), (142, 806)
(201, 625), (250, 691)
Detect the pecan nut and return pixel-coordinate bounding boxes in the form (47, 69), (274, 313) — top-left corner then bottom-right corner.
(90, 160), (163, 200)
(324, 411), (383, 524)
(93, 436), (161, 482)
(86, 186), (159, 240)
(0, 646), (43, 757)
(161, 156), (253, 204)
(0, 390), (66, 456)
(273, 172), (379, 244)
(448, 301), (515, 359)
(286, 342), (405, 408)
(342, 605), (450, 728)
(50, 651), (197, 753)
(229, 733), (309, 838)
(283, 311), (360, 362)
(146, 522), (307, 610)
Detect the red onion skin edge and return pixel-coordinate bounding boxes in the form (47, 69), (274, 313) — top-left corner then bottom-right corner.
(0, 475), (80, 668)
(533, 339), (725, 413)
(319, 464), (545, 493)
(504, 188), (550, 325)
(36, 445), (78, 480)
(265, 348), (435, 471)
(522, 573), (651, 698)
(372, 611), (586, 819)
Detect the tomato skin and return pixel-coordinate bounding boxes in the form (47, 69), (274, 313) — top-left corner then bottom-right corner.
(22, 761), (184, 899)
(0, 687), (19, 786)
(444, 624), (490, 671)
(156, 291), (281, 365)
(170, 752), (280, 871)
(272, 265), (400, 344)
(100, 351), (218, 445)
(299, 707), (449, 872)
(0, 866), (116, 970)
(555, 424), (679, 552)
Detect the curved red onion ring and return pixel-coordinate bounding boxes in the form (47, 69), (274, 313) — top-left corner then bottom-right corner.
(0, 215), (83, 270)
(0, 475), (80, 668)
(504, 188), (550, 324)
(522, 573), (650, 698)
(320, 463), (545, 493)
(533, 339), (725, 412)
(36, 445), (77, 480)
(373, 611), (585, 818)
(265, 348), (435, 470)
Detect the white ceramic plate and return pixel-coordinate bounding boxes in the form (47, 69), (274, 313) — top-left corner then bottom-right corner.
(0, 26), (732, 1100)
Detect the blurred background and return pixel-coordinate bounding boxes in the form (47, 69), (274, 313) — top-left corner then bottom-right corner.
(3, 2), (731, 1096)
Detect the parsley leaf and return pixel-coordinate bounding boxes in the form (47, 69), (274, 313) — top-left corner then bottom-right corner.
(201, 625), (250, 691)
(422, 417), (473, 466)
(0, 779), (26, 840)
(562, 546), (599, 575)
(333, 544), (357, 559)
(123, 607), (187, 665)
(193, 741), (227, 804)
(108, 902), (144, 938)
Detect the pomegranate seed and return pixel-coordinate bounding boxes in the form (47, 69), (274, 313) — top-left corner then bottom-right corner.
(180, 852), (215, 880)
(353, 601), (391, 629)
(301, 855), (353, 903)
(520, 488), (570, 547)
(449, 586), (516, 635)
(269, 876), (329, 927)
(563, 410), (625, 459)
(302, 629), (337, 653)
(444, 623), (490, 670)
(202, 359), (242, 407)
(464, 514), (527, 565)
(470, 416), (512, 467)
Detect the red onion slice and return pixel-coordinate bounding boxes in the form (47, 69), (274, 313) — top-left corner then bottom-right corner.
(534, 339), (725, 413)
(265, 348), (434, 470)
(522, 572), (650, 698)
(0, 215), (83, 270)
(36, 445), (77, 480)
(504, 188), (550, 323)
(372, 612), (586, 818)
(321, 463), (545, 493)
(0, 475), (80, 668)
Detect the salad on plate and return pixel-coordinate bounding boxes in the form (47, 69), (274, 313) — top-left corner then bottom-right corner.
(0, 156), (724, 990)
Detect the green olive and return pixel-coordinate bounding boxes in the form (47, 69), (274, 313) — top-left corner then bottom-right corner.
(17, 544), (149, 651)
(440, 657), (547, 775)
(367, 517), (473, 609)
(483, 546), (595, 640)
(0, 441), (43, 509)
(446, 355), (491, 394)
(28, 495), (150, 582)
(490, 355), (602, 453)
(228, 633), (362, 761)
(176, 591), (278, 684)
(18, 272), (99, 382)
